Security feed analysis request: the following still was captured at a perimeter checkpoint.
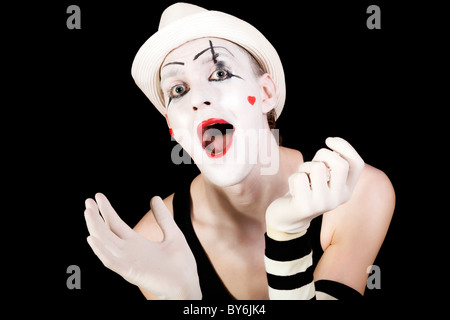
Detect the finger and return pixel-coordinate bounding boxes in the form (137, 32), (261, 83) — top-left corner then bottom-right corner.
(84, 205), (122, 247)
(95, 193), (134, 239)
(87, 236), (124, 273)
(299, 161), (329, 192)
(288, 172), (311, 197)
(325, 137), (365, 189)
(85, 198), (97, 210)
(325, 137), (362, 162)
(150, 196), (179, 241)
(308, 162), (329, 192)
(84, 204), (105, 237)
(312, 148), (349, 189)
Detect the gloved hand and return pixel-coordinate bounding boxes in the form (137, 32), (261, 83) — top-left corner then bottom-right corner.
(266, 137), (365, 234)
(84, 193), (202, 300)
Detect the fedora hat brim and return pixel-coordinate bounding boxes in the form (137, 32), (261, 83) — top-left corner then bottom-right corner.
(131, 3), (286, 119)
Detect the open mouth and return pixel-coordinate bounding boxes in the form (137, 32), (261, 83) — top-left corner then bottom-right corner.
(197, 118), (234, 158)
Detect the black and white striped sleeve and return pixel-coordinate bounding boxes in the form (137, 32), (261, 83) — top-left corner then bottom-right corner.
(264, 227), (362, 300)
(264, 228), (315, 299)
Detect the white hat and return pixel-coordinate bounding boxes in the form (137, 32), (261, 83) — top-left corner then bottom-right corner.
(131, 2), (286, 119)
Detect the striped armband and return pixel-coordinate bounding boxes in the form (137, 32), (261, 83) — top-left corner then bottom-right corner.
(264, 229), (315, 300)
(315, 280), (363, 300)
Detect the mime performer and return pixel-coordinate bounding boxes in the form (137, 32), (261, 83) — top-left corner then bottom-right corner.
(84, 3), (395, 300)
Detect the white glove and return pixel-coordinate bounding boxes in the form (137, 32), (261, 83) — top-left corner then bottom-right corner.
(84, 193), (202, 300)
(266, 137), (365, 234)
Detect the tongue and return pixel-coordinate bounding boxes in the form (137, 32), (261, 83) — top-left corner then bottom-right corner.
(210, 135), (224, 153)
(203, 128), (231, 154)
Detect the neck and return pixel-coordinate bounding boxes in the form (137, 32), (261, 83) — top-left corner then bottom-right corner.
(199, 146), (302, 230)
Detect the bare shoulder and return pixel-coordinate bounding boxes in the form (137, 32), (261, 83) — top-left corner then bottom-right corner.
(279, 146), (304, 174)
(315, 164), (395, 293)
(280, 146), (304, 163)
(133, 193), (175, 242)
(352, 164), (395, 226)
(332, 164), (396, 243)
(357, 164), (395, 203)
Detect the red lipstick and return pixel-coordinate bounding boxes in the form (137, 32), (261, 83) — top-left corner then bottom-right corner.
(197, 118), (234, 158)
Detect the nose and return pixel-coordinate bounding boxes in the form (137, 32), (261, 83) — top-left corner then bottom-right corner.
(192, 101), (210, 111)
(190, 85), (214, 111)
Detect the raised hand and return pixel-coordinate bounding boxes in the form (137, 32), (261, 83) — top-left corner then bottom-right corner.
(84, 194), (202, 299)
(266, 137), (365, 233)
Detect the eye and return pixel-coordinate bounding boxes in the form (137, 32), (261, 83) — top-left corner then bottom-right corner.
(209, 69), (229, 81)
(169, 83), (189, 99)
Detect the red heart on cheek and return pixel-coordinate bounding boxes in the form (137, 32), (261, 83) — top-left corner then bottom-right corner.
(247, 96), (256, 106)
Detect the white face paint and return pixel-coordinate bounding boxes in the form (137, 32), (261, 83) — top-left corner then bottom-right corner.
(160, 38), (277, 186)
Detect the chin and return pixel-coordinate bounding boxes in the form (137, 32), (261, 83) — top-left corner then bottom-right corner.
(199, 163), (255, 187)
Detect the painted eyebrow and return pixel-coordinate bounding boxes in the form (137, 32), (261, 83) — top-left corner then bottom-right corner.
(162, 61), (185, 69)
(193, 41), (235, 62)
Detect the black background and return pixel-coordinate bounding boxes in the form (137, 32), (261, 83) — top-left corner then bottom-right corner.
(11, 0), (443, 310)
